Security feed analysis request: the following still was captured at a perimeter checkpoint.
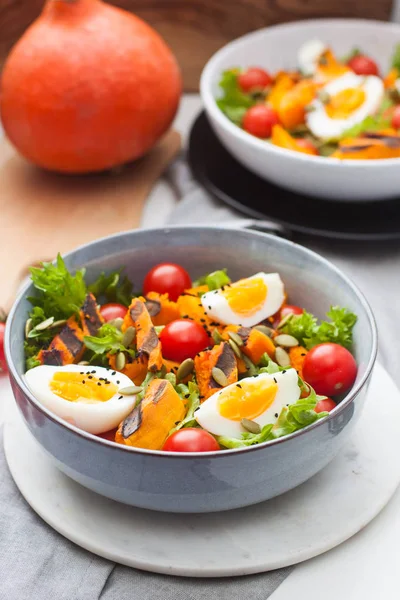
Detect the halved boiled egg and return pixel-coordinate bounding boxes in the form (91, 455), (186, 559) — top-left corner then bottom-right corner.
(24, 364), (137, 434)
(306, 72), (384, 140)
(195, 369), (300, 438)
(298, 39), (327, 76)
(200, 272), (284, 327)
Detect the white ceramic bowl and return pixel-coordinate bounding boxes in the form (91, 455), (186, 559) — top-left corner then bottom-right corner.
(200, 19), (400, 202)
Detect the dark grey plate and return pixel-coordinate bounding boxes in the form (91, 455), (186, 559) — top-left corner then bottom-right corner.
(188, 112), (400, 241)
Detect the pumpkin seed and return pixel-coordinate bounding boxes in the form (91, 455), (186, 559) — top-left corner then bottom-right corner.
(274, 334), (299, 348)
(212, 329), (223, 344)
(116, 351), (126, 371)
(25, 318), (33, 339)
(254, 325), (273, 337)
(276, 313), (294, 329)
(228, 330), (244, 347)
(119, 385), (143, 396)
(78, 361), (90, 366)
(49, 319), (67, 329)
(176, 358), (194, 381)
(228, 338), (243, 359)
(212, 367), (229, 387)
(275, 347), (291, 367)
(122, 326), (136, 348)
(109, 317), (124, 330)
(35, 316), (55, 331)
(241, 418), (261, 434)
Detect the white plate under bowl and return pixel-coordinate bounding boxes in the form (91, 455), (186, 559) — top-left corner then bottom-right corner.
(4, 363), (400, 578)
(201, 19), (400, 201)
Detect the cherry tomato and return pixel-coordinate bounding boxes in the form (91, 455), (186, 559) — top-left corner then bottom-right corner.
(315, 397), (337, 413)
(392, 105), (400, 129)
(238, 67), (273, 92)
(160, 319), (210, 362)
(99, 303), (128, 322)
(347, 55), (379, 76)
(98, 428), (117, 442)
(302, 343), (357, 397)
(143, 263), (192, 302)
(0, 322), (7, 373)
(243, 105), (279, 138)
(163, 428), (220, 452)
(296, 139), (319, 156)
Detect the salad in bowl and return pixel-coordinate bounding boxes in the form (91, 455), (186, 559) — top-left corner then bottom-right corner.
(217, 40), (400, 159)
(23, 255), (358, 452)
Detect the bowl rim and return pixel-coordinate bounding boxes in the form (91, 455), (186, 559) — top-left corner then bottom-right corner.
(200, 17), (400, 168)
(5, 225), (378, 459)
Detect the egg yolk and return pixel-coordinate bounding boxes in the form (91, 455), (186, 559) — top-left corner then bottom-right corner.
(223, 277), (267, 316)
(50, 371), (118, 403)
(218, 379), (278, 421)
(325, 88), (366, 119)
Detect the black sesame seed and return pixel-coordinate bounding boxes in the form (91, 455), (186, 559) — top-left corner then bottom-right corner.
(184, 394), (190, 399)
(116, 380), (120, 384)
(119, 396), (123, 400)
(91, 370), (96, 374)
(282, 370), (286, 374)
(208, 306), (212, 310)
(274, 413), (278, 418)
(88, 376), (93, 379)
(82, 380), (86, 384)
(194, 407), (200, 412)
(79, 372), (84, 375)
(105, 381), (111, 385)
(236, 384), (242, 389)
(111, 371), (116, 376)
(301, 353), (306, 356)
(200, 318), (206, 323)
(273, 377), (277, 383)
(175, 421), (180, 425)
(97, 382), (101, 386)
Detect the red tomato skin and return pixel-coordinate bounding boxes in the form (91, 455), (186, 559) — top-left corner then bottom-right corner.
(163, 428), (220, 452)
(303, 343), (357, 397)
(347, 55), (379, 76)
(238, 67), (273, 92)
(392, 105), (400, 129)
(243, 105), (279, 138)
(0, 322), (7, 373)
(160, 319), (210, 362)
(315, 397), (336, 413)
(295, 139), (319, 155)
(280, 305), (304, 318)
(143, 263), (192, 302)
(99, 303), (128, 322)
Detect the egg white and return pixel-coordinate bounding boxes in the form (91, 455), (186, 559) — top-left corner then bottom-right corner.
(195, 369), (300, 438)
(200, 272), (285, 327)
(306, 72), (384, 140)
(24, 364), (137, 434)
(298, 39), (327, 76)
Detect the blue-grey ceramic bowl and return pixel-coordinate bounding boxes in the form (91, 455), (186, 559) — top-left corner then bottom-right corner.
(5, 227), (377, 513)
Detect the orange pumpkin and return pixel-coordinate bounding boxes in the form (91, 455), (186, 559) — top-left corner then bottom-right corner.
(0, 0), (182, 173)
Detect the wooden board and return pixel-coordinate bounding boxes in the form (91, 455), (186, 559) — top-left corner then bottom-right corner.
(0, 129), (181, 312)
(0, 0), (394, 91)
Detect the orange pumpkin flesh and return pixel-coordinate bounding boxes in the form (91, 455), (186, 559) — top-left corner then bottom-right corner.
(0, 0), (182, 173)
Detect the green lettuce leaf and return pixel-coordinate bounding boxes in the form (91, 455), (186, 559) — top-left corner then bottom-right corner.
(391, 43), (400, 71)
(24, 341), (41, 370)
(88, 270), (133, 307)
(281, 306), (357, 350)
(218, 424), (274, 449)
(28, 254), (87, 321)
(216, 70), (255, 126)
(84, 323), (136, 357)
(193, 268), (231, 291)
(169, 382), (200, 434)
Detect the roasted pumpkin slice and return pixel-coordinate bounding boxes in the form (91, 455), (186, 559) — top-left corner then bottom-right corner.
(122, 298), (163, 372)
(194, 342), (238, 401)
(38, 316), (85, 366)
(80, 292), (104, 337)
(115, 379), (185, 450)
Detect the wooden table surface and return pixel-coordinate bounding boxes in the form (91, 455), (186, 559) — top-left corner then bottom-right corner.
(0, 0), (394, 91)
